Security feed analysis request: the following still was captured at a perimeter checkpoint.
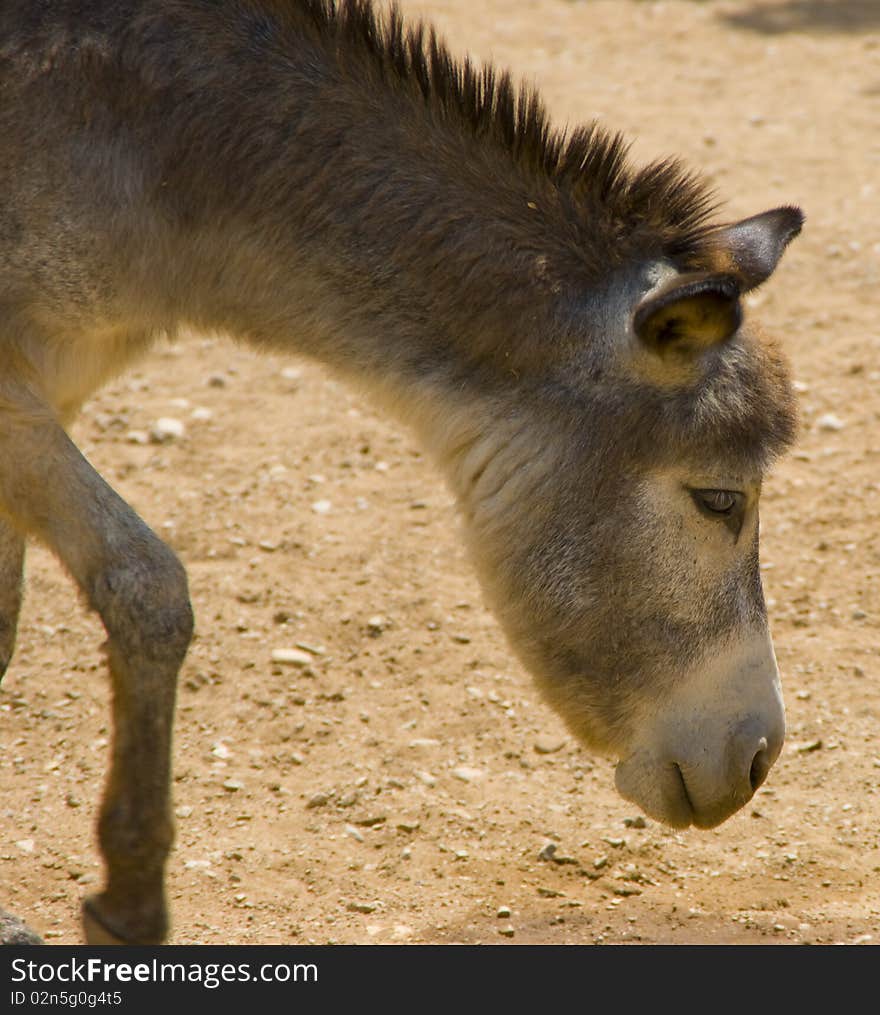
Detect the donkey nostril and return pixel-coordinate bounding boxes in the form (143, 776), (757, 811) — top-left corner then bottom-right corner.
(749, 742), (771, 792)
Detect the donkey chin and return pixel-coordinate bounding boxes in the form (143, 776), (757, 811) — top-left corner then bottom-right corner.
(613, 629), (785, 829)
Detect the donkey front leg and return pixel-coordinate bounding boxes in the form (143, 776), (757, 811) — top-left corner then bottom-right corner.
(0, 520), (35, 942)
(0, 401), (193, 944)
(0, 519), (25, 683)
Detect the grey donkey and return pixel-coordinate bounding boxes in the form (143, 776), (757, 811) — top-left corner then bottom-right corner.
(0, 0), (802, 943)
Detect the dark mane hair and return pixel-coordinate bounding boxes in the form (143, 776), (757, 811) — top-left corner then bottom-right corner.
(290, 0), (719, 262)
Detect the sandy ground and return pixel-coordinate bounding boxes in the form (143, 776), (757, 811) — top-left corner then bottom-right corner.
(1, 0), (879, 946)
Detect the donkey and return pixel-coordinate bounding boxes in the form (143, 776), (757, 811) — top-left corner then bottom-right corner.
(0, 0), (802, 945)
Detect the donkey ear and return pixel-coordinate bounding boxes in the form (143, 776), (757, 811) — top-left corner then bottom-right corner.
(634, 272), (741, 355)
(714, 205), (804, 292)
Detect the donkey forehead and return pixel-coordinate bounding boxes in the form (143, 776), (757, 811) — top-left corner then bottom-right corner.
(562, 349), (797, 480)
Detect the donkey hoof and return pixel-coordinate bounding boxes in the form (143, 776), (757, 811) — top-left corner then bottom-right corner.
(82, 895), (167, 945)
(82, 899), (129, 945)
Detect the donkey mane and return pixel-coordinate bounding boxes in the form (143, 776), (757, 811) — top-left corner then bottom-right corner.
(291, 0), (718, 261)
(6, 0), (720, 293)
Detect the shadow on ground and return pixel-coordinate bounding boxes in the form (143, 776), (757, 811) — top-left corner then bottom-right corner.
(717, 0), (880, 35)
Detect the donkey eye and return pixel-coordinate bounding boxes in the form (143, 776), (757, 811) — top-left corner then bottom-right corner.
(689, 488), (742, 516)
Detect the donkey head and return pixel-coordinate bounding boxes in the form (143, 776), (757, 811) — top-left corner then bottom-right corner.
(457, 206), (802, 830)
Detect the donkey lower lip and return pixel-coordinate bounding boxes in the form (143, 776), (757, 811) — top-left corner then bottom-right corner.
(614, 744), (767, 830)
(664, 763), (757, 831)
(672, 763), (695, 827)
(613, 752), (695, 829)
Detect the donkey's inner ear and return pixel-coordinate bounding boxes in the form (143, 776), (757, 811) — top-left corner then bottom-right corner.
(714, 205), (804, 292)
(634, 272), (741, 356)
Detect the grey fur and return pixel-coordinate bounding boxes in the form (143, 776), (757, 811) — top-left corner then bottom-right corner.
(0, 0), (801, 942)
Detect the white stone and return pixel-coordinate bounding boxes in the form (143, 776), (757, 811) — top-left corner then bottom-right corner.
(816, 413), (845, 432)
(150, 417), (186, 442)
(271, 648), (313, 667)
(452, 766), (486, 783)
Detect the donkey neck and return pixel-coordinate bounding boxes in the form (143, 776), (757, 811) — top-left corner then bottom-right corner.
(18, 3), (714, 489)
(112, 4), (710, 399)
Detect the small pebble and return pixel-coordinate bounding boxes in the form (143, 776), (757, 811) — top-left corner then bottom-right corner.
(355, 815), (386, 828)
(150, 417), (185, 443)
(816, 413), (845, 432)
(793, 739), (823, 753)
(295, 642), (325, 656)
(366, 615), (387, 636)
(347, 901), (378, 914)
(534, 736), (565, 755)
(623, 816), (646, 829)
(496, 906), (511, 919)
(271, 648), (313, 667)
(452, 766), (485, 783)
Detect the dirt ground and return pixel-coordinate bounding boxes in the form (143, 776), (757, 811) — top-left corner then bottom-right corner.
(1, 0), (879, 947)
